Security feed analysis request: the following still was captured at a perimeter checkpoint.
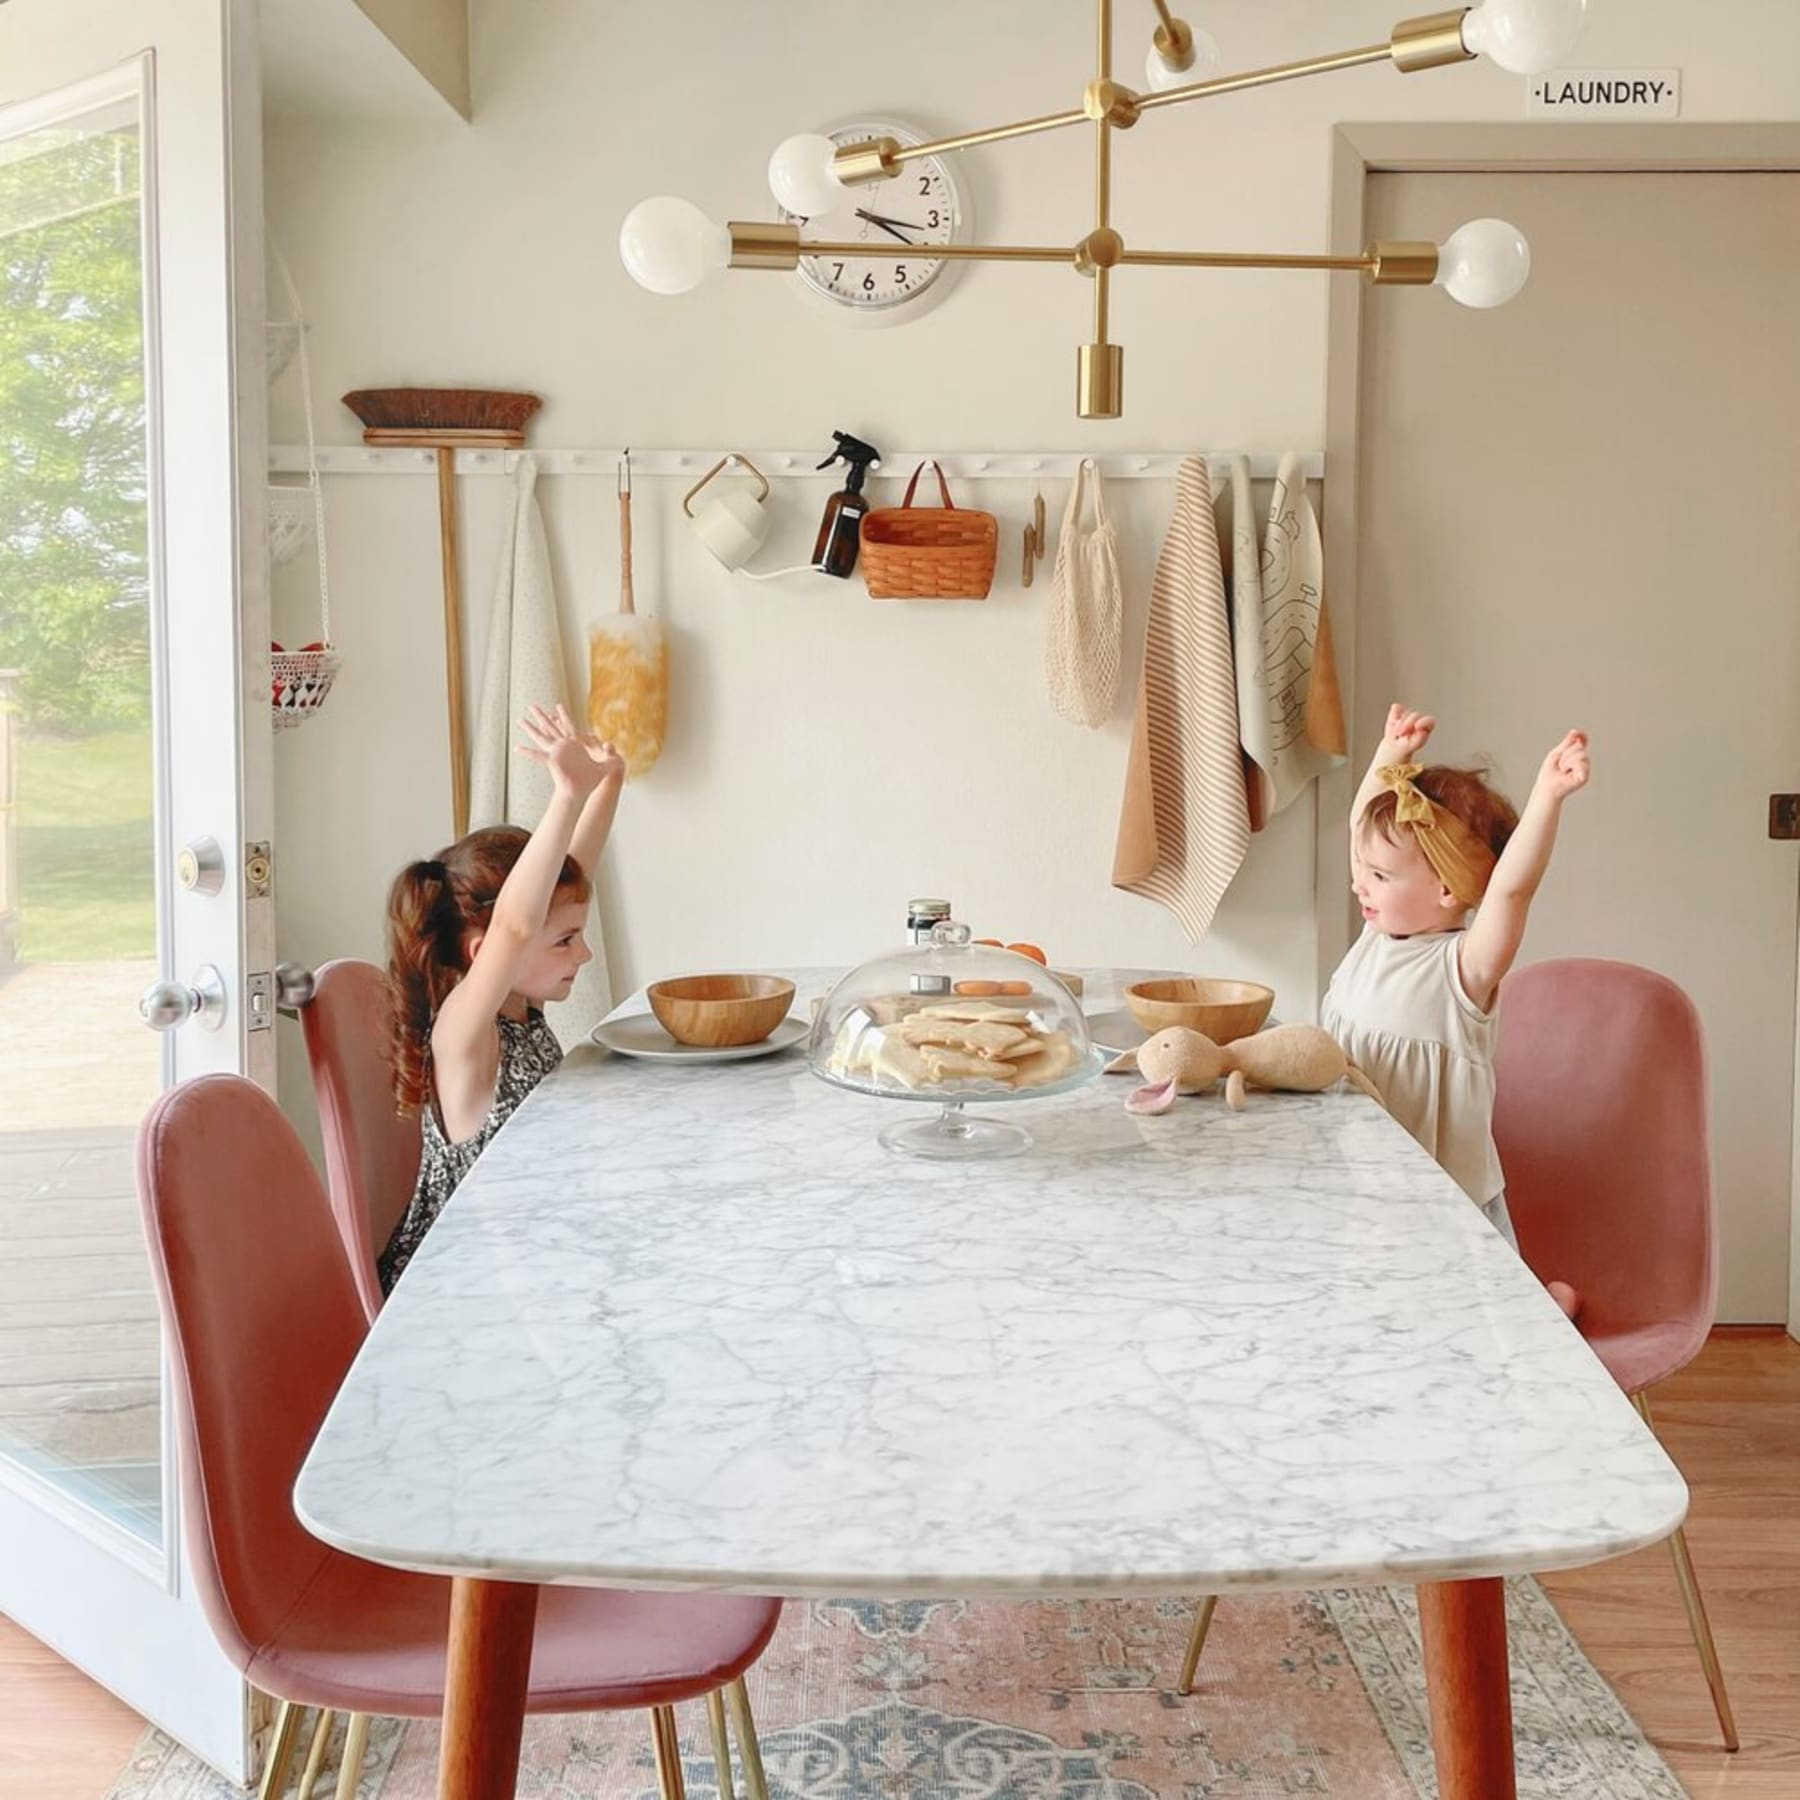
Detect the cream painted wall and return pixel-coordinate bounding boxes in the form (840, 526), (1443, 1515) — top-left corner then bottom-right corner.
(263, 1), (1800, 1135)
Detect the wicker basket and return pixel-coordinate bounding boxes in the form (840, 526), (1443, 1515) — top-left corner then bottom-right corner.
(862, 461), (998, 600)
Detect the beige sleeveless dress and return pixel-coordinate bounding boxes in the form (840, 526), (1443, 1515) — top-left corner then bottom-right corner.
(1322, 925), (1515, 1242)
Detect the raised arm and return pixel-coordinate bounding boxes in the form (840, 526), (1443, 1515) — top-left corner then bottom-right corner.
(433, 712), (605, 1066)
(1459, 730), (1590, 1011)
(1353, 704), (1436, 841)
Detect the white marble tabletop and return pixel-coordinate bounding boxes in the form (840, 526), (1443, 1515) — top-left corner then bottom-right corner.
(295, 969), (1686, 1599)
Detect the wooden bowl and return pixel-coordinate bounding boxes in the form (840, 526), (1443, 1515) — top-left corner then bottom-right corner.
(1124, 978), (1275, 1043)
(647, 974), (796, 1048)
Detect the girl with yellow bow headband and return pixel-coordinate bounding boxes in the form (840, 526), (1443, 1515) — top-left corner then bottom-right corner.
(1322, 704), (1591, 1255)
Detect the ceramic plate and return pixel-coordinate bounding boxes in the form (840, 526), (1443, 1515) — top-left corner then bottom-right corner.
(1083, 1008), (1146, 1058)
(591, 1012), (810, 1063)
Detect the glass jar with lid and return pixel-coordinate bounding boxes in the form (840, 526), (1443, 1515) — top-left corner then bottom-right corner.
(808, 920), (1101, 1159)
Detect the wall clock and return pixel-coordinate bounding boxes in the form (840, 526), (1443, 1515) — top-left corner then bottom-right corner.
(773, 118), (969, 326)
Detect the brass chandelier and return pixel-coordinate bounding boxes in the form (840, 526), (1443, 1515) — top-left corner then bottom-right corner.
(621, 0), (1589, 419)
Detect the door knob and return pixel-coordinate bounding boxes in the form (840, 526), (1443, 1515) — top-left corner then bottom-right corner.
(140, 965), (228, 1032)
(274, 962), (316, 1009)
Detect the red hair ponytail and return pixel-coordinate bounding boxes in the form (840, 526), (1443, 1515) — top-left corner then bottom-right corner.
(384, 825), (589, 1112)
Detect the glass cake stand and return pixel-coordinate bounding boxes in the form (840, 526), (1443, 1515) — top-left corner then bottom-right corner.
(807, 921), (1103, 1159)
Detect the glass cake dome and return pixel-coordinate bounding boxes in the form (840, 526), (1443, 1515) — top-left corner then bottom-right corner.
(808, 920), (1103, 1160)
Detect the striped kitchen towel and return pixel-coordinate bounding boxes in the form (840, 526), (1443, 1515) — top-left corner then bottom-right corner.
(1112, 456), (1250, 942)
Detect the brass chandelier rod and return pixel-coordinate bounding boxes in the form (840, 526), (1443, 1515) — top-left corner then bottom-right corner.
(732, 227), (1439, 284)
(832, 9), (1472, 181)
(1136, 40), (1396, 110)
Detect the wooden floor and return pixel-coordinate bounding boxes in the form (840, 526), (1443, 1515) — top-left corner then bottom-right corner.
(2, 1327), (1796, 1800)
(0, 1618), (144, 1800)
(1539, 1327), (1800, 1798)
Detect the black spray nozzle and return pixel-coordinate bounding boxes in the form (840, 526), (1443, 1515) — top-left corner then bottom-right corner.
(817, 429), (882, 491)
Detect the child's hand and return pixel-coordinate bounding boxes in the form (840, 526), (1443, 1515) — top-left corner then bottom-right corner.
(517, 703), (609, 799)
(1535, 729), (1591, 802)
(583, 737), (627, 790)
(1381, 703), (1436, 762)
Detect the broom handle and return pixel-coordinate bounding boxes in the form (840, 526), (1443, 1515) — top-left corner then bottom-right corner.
(618, 489), (635, 615)
(436, 446), (471, 837)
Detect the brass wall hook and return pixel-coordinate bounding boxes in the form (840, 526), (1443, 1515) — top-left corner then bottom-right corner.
(1022, 485), (1047, 586)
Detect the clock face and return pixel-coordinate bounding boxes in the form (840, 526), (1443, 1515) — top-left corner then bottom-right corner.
(775, 121), (963, 314)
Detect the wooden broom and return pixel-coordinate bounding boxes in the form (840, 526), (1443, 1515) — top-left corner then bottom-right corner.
(341, 387), (542, 837)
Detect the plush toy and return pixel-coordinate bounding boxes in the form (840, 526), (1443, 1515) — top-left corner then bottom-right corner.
(1109, 1023), (1381, 1116)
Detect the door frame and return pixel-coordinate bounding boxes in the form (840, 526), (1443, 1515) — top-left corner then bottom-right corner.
(1321, 123), (1800, 1340)
(0, 0), (271, 1777)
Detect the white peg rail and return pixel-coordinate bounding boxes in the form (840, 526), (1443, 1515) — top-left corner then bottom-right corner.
(268, 446), (1324, 483)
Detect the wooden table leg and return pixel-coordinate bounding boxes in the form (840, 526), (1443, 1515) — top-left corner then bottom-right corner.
(440, 1577), (538, 1800)
(1417, 1577), (1516, 1800)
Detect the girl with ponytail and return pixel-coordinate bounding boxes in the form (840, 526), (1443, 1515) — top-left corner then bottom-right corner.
(379, 703), (625, 1292)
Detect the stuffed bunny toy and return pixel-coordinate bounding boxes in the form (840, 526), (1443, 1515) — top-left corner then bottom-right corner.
(1109, 1023), (1382, 1116)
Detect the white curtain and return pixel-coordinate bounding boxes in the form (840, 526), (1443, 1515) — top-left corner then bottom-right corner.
(469, 455), (615, 1041)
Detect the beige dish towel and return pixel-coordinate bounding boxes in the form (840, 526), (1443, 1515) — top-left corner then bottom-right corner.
(1228, 457), (1274, 831)
(470, 454), (615, 1041)
(1260, 451), (1346, 814)
(1112, 456), (1249, 943)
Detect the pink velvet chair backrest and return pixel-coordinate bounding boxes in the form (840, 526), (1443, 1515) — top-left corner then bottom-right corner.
(136, 1074), (369, 1671)
(1492, 958), (1717, 1369)
(300, 958), (420, 1319)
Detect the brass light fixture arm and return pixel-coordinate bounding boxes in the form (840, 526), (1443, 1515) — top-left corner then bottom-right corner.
(728, 224), (1439, 285)
(830, 8), (1475, 184)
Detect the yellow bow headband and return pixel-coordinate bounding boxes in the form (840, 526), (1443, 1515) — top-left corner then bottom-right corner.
(1374, 765), (1497, 908)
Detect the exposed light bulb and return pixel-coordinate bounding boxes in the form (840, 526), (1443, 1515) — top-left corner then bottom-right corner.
(1460, 0), (1589, 75)
(767, 133), (846, 218)
(1143, 20), (1222, 93)
(618, 197), (732, 296)
(1435, 218), (1531, 308)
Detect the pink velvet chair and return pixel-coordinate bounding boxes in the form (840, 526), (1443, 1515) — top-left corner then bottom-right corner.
(138, 1073), (779, 1800)
(1492, 957), (1737, 1750)
(299, 959), (418, 1321)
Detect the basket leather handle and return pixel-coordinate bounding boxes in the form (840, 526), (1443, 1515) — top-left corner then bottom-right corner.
(901, 459), (956, 511)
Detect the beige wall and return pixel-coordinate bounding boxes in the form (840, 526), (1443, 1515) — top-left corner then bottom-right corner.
(264, 0), (1800, 1134)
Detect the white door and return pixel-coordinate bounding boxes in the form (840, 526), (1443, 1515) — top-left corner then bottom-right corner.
(0, 0), (268, 1778)
(1349, 166), (1800, 1324)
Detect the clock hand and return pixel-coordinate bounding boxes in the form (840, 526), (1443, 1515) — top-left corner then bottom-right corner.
(854, 208), (924, 244)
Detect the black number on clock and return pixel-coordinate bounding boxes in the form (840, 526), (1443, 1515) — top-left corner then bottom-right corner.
(831, 262), (845, 281)
(918, 175), (932, 195)
(895, 264), (907, 285)
(927, 209), (941, 228)
(863, 272), (876, 291)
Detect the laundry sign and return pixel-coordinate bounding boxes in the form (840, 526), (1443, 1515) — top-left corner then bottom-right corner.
(1529, 68), (1681, 119)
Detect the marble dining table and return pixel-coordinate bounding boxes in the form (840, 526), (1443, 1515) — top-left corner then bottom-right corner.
(295, 969), (1688, 1799)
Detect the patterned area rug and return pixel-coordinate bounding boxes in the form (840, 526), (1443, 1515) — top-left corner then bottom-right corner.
(107, 1579), (1686, 1798)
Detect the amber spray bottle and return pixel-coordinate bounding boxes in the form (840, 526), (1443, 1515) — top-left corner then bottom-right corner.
(811, 430), (882, 578)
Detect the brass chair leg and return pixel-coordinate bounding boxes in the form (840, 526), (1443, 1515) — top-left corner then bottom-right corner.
(334, 1713), (372, 1800)
(1634, 1392), (1740, 1752)
(706, 1689), (737, 1800)
(257, 1700), (305, 1800)
(295, 1709), (335, 1800)
(724, 1677), (770, 1800)
(650, 1704), (686, 1800)
(1175, 1595), (1218, 1695)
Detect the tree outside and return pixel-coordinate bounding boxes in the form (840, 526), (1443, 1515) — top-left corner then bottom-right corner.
(0, 112), (153, 970)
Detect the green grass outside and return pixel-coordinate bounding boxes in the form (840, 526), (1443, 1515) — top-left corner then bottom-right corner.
(12, 730), (154, 963)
